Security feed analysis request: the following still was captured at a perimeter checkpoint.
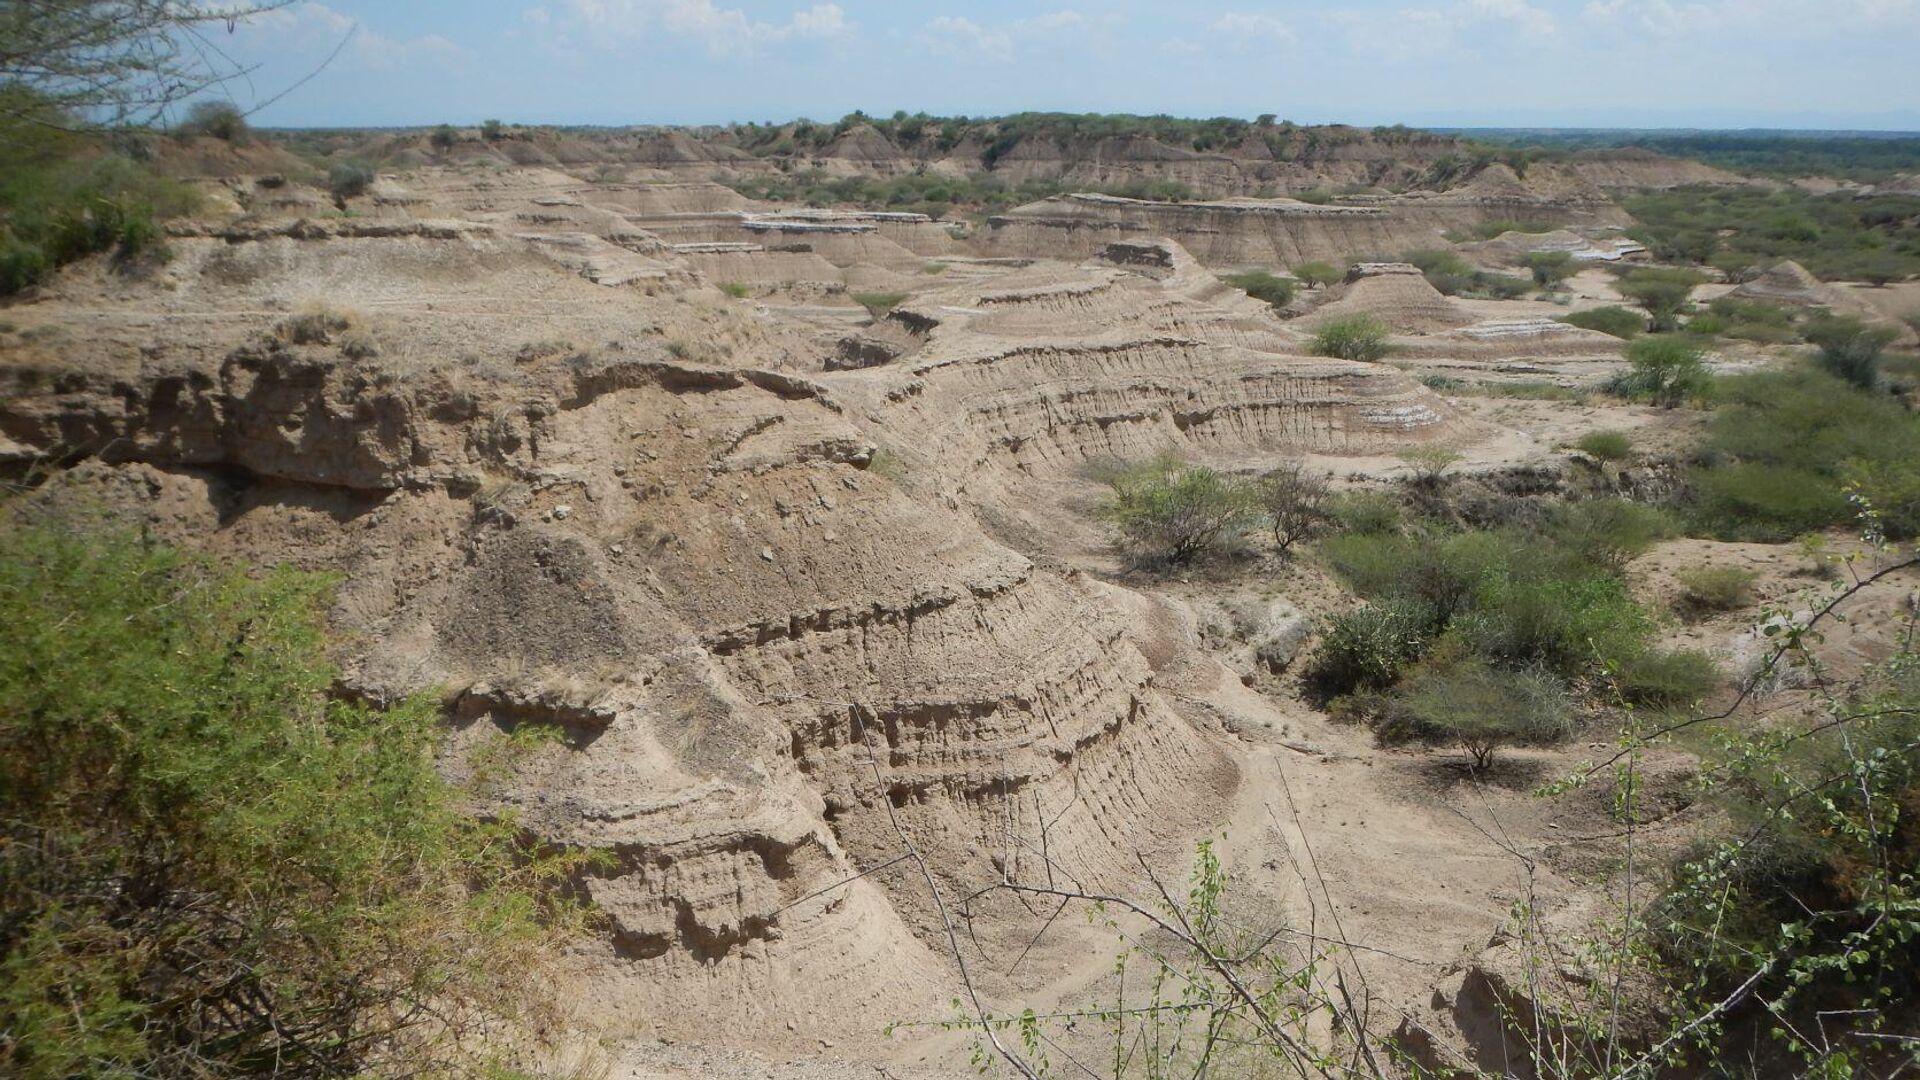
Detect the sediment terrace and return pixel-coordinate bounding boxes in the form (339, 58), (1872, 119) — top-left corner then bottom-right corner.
(0, 153), (1658, 1069)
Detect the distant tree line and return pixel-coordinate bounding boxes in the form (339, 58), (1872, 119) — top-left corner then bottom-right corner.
(717, 111), (1467, 166)
(1461, 129), (1920, 184)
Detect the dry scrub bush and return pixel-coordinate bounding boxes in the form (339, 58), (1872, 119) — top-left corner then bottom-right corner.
(1220, 269), (1296, 310)
(1525, 250), (1577, 289)
(1096, 452), (1259, 564)
(180, 99), (247, 142)
(1557, 305), (1646, 339)
(275, 303), (379, 358)
(853, 291), (908, 317)
(1258, 461), (1331, 554)
(1370, 657), (1575, 768)
(1290, 260), (1343, 288)
(327, 160), (375, 201)
(1573, 429), (1634, 461)
(1616, 266), (1706, 333)
(1611, 336), (1711, 407)
(1686, 368), (1920, 541)
(1308, 314), (1392, 362)
(665, 339), (728, 363)
(1805, 312), (1899, 390)
(1397, 445), (1462, 485)
(1675, 565), (1758, 618)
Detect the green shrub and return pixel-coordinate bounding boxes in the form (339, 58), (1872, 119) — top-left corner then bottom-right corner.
(1612, 335), (1712, 407)
(1096, 452), (1260, 564)
(1371, 660), (1575, 768)
(1675, 565), (1758, 617)
(1474, 219), (1556, 239)
(719, 281), (751, 298)
(481, 118), (504, 141)
(1697, 296), (1798, 344)
(1558, 305), (1645, 339)
(1257, 461), (1330, 553)
(1652, 655), (1920, 1053)
(1319, 530), (1423, 598)
(1843, 454), (1920, 541)
(1221, 269), (1296, 309)
(1804, 312), (1899, 390)
(1573, 429), (1633, 460)
(1291, 261), (1343, 288)
(1455, 572), (1654, 675)
(1545, 498), (1676, 569)
(1623, 185), (1920, 282)
(0, 525), (588, 1078)
(0, 239), (50, 294)
(1618, 267), (1707, 332)
(1324, 490), (1404, 535)
(1478, 272), (1533, 299)
(180, 99), (248, 142)
(327, 160), (376, 200)
(1405, 248), (1476, 295)
(0, 146), (196, 295)
(1524, 250), (1577, 289)
(1305, 599), (1431, 699)
(1608, 647), (1720, 707)
(1687, 368), (1920, 539)
(1689, 463), (1852, 541)
(1689, 315), (1799, 345)
(1404, 248), (1537, 298)
(1397, 446), (1462, 485)
(1310, 314), (1392, 362)
(1321, 520), (1660, 679)
(853, 291), (908, 318)
(430, 123), (458, 150)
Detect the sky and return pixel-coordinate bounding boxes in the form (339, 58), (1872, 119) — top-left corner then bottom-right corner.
(201, 0), (1920, 131)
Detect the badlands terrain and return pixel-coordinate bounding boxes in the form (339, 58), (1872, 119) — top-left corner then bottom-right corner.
(5, 120), (1920, 1078)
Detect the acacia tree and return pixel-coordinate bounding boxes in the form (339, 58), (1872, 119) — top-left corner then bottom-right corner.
(1259, 461), (1331, 554)
(0, 1), (293, 128)
(1616, 267), (1706, 333)
(1098, 452), (1259, 564)
(1525, 250), (1577, 289)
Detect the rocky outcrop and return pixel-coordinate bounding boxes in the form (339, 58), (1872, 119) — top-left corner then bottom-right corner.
(1298, 263), (1476, 334)
(814, 242), (1458, 504)
(1729, 259), (1856, 309)
(980, 182), (1628, 270)
(1460, 228), (1646, 267)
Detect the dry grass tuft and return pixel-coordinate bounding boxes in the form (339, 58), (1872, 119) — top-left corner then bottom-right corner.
(276, 302), (378, 358)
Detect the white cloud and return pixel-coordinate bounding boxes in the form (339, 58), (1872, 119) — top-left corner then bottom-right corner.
(1582, 0), (1917, 36)
(922, 15), (1012, 60)
(1022, 10), (1089, 33)
(918, 10), (1096, 62)
(1458, 0), (1556, 37)
(242, 3), (477, 68)
(1209, 11), (1294, 43)
(562, 0), (850, 56)
(1329, 0), (1553, 60)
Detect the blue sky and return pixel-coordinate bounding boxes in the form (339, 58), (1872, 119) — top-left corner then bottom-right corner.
(207, 1), (1920, 130)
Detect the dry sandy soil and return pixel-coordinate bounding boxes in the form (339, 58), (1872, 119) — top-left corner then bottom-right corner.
(3, 158), (1915, 1078)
